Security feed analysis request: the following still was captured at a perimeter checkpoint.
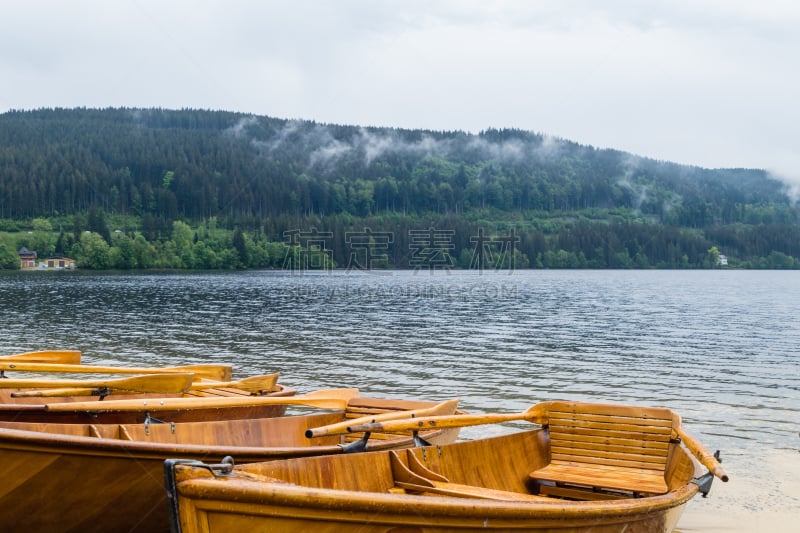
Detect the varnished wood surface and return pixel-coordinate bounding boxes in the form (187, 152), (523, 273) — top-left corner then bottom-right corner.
(43, 387), (359, 412)
(3, 372), (195, 395)
(0, 396), (460, 533)
(529, 401), (675, 496)
(340, 400), (725, 501)
(0, 362), (232, 380)
(0, 350), (82, 364)
(169, 427), (704, 532)
(0, 384), (296, 423)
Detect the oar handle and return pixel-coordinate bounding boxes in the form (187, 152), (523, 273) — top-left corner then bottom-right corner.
(347, 409), (547, 434)
(306, 398), (461, 438)
(675, 427), (729, 482)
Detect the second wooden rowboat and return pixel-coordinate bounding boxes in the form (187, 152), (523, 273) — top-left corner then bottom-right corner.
(165, 400), (728, 533)
(0, 395), (461, 533)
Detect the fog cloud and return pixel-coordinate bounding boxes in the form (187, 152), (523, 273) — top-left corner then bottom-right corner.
(243, 120), (555, 174)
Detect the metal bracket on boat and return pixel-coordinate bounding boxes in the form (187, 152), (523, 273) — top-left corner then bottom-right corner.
(692, 472), (715, 497)
(143, 412), (175, 436)
(95, 387), (111, 400)
(204, 456), (236, 477)
(340, 432), (371, 453)
(416, 443), (442, 462)
(168, 456), (236, 478)
(164, 457), (236, 533)
(694, 450), (721, 498)
(689, 448), (723, 497)
(412, 430), (433, 448)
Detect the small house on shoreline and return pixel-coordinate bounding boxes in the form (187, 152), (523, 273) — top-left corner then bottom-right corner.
(18, 247), (37, 269)
(17, 247), (76, 270)
(41, 255), (76, 270)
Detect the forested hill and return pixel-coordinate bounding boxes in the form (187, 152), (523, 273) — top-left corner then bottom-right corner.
(1, 107), (798, 269)
(0, 107), (790, 221)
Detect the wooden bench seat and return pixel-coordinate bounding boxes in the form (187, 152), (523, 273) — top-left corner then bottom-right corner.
(530, 462), (668, 495)
(528, 401), (676, 499)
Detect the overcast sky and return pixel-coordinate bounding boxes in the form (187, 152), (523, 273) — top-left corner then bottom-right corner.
(2, 1), (799, 182)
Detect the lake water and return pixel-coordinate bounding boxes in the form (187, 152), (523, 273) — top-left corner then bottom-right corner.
(1, 269), (798, 531)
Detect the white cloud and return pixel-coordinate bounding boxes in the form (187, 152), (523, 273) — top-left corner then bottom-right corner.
(1, 1), (798, 174)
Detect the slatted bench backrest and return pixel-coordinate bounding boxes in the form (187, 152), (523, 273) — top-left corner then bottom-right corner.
(543, 401), (676, 473)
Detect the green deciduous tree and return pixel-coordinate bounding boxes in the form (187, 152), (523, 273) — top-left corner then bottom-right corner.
(0, 243), (20, 269)
(706, 246), (721, 268)
(76, 232), (111, 269)
(32, 218), (52, 232)
(232, 228), (248, 267)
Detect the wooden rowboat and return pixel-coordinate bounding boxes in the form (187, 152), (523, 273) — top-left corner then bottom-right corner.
(0, 395), (461, 533)
(165, 400), (728, 533)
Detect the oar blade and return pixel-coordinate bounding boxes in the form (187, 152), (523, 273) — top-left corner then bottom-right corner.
(163, 365), (232, 381)
(111, 372), (196, 394)
(0, 350), (82, 364)
(190, 373), (280, 393)
(7, 372), (195, 397)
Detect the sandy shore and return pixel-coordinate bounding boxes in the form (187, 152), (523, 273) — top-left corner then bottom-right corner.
(676, 448), (800, 532)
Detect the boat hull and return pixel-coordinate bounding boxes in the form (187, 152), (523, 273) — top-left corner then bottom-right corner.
(173, 491), (691, 532)
(168, 429), (701, 533)
(0, 398), (460, 533)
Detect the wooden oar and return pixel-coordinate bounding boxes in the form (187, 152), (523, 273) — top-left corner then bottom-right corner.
(189, 373), (279, 394)
(0, 362), (232, 381)
(347, 404), (549, 434)
(44, 388), (360, 412)
(0, 350), (81, 364)
(674, 425), (729, 482)
(8, 373), (278, 398)
(9, 373), (195, 398)
(305, 398), (461, 438)
(0, 372), (195, 391)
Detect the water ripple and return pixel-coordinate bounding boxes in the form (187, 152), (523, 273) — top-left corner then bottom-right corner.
(1, 269), (798, 529)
